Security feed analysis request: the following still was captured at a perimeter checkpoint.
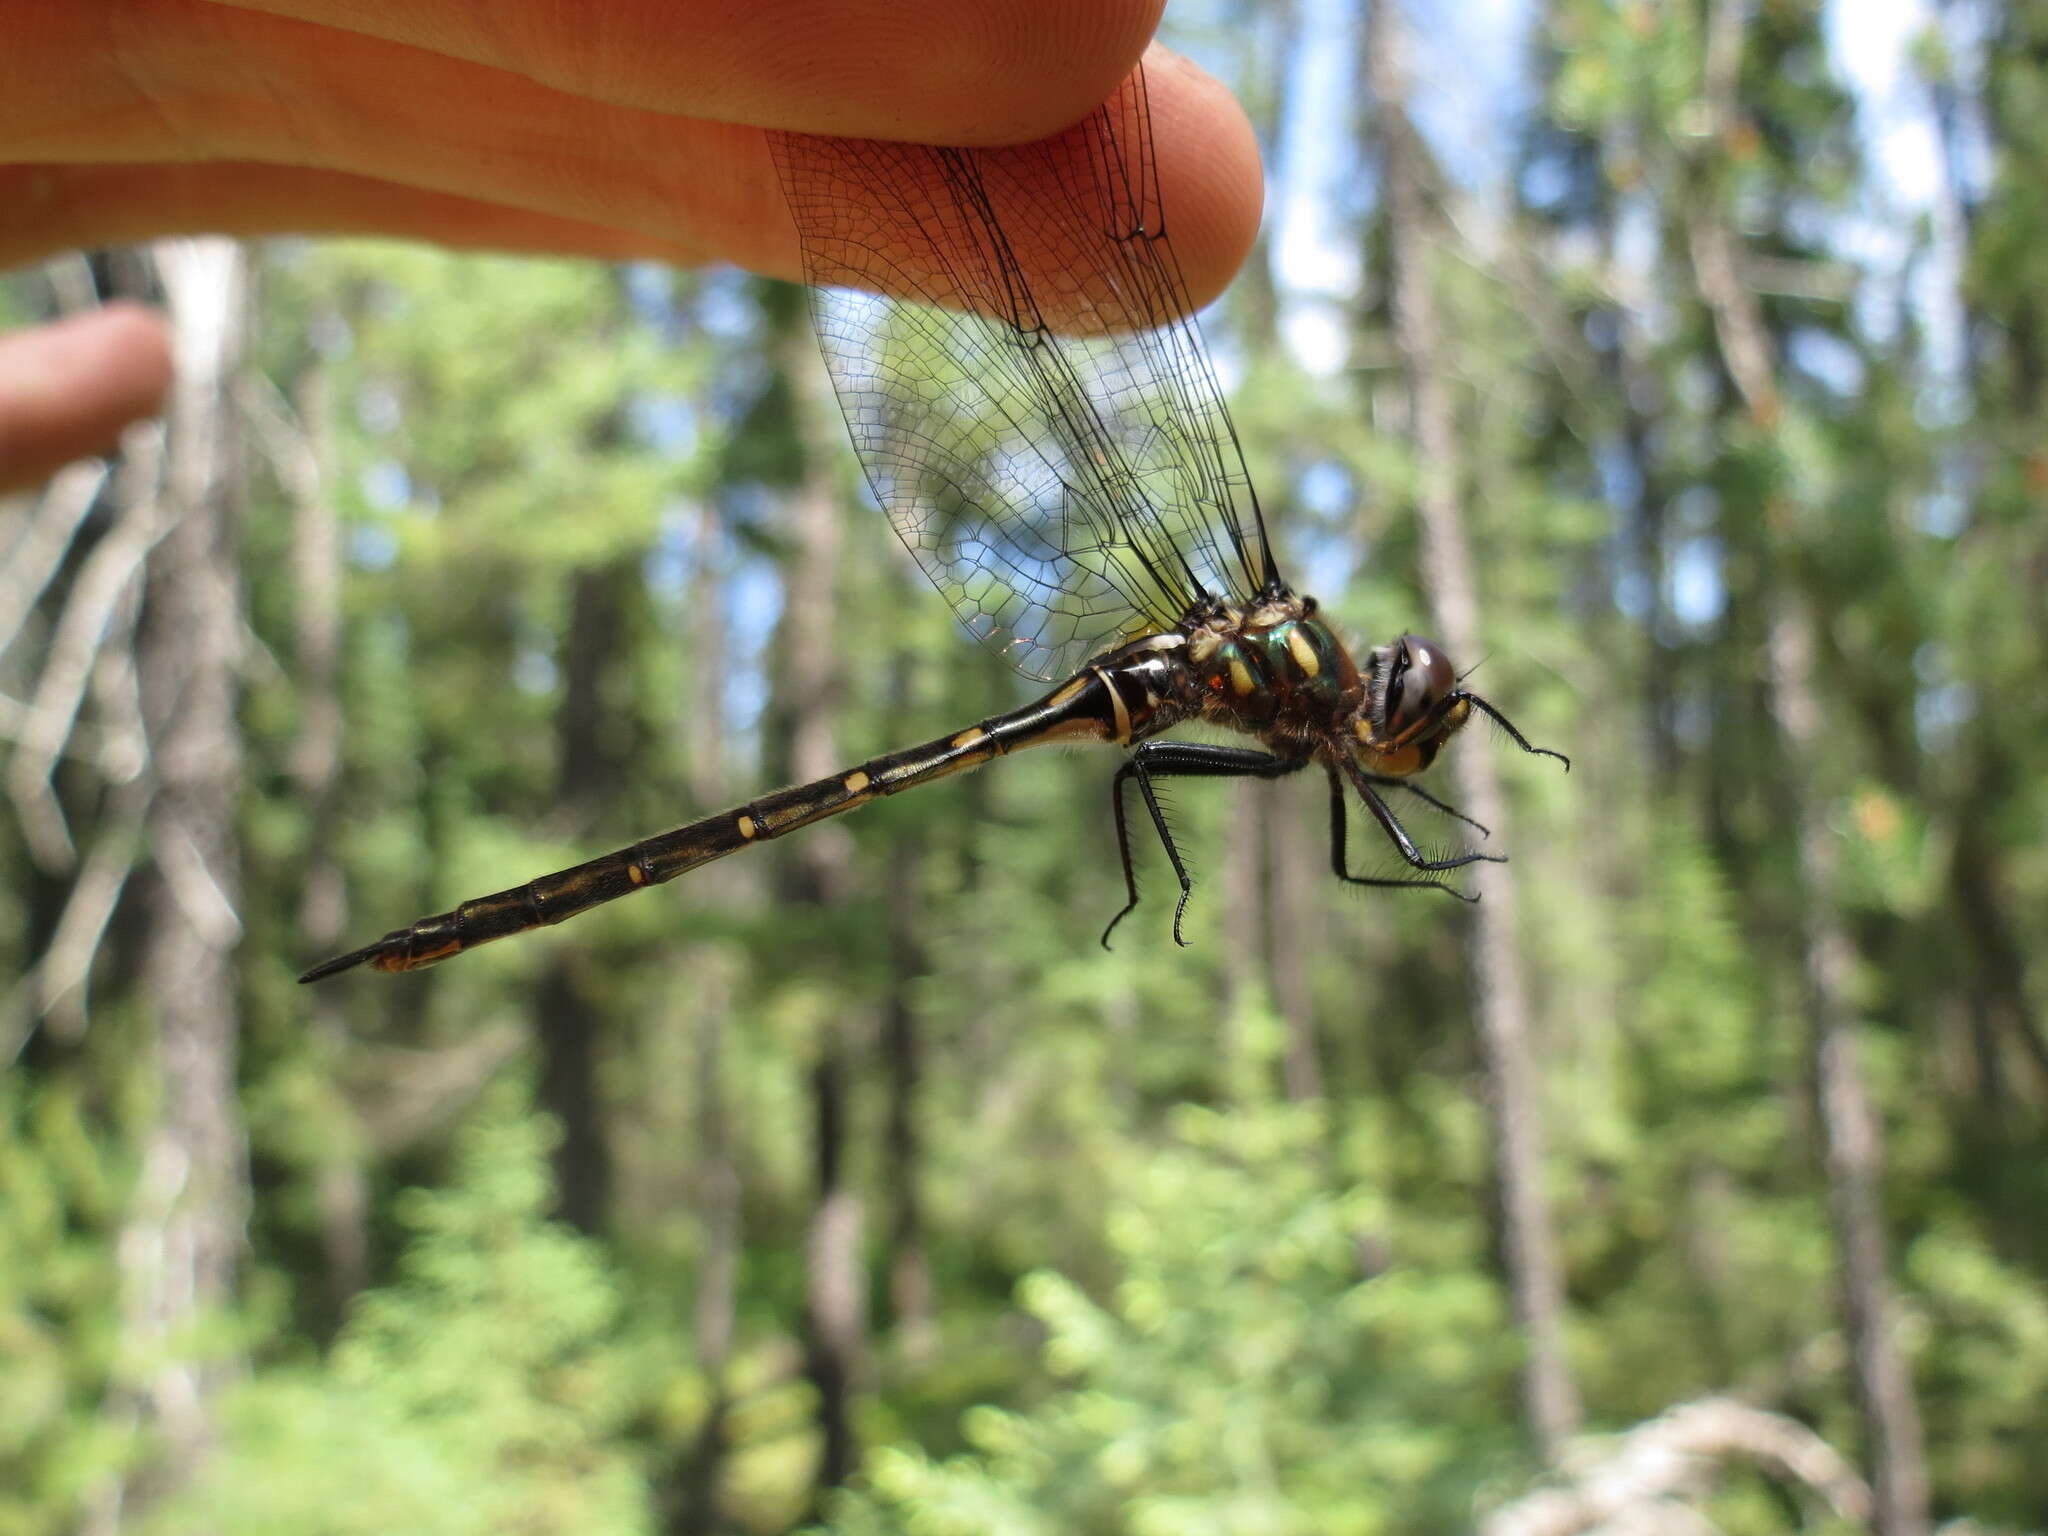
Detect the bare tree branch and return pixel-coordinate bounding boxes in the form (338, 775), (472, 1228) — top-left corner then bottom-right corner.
(6, 429), (169, 871)
(1483, 1396), (1875, 1536)
(0, 457), (107, 658)
(0, 781), (148, 1057)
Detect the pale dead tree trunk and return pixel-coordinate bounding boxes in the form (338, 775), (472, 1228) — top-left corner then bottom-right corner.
(770, 304), (865, 1504)
(1686, 5), (1928, 1531)
(92, 239), (252, 1533)
(1367, 3), (1580, 1460)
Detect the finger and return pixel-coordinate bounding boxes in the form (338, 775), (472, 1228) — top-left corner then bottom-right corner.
(778, 49), (1261, 329)
(11, 0), (1159, 153)
(0, 305), (174, 493)
(196, 0), (1164, 144)
(0, 163), (711, 272)
(2, 49), (1260, 313)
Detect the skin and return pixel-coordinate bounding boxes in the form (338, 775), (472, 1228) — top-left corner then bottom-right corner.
(0, 0), (1263, 492)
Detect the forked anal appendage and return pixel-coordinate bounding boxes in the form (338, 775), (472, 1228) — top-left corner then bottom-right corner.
(296, 928), (439, 982)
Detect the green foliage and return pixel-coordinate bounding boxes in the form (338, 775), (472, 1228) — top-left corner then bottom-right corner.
(0, 1074), (134, 1536)
(824, 1105), (1516, 1536)
(156, 1087), (651, 1536)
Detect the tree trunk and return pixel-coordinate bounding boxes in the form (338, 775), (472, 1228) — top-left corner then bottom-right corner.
(671, 956), (739, 1536)
(536, 559), (633, 1236)
(1259, 789), (1322, 1104)
(95, 238), (252, 1531)
(684, 493), (729, 811)
(1368, 5), (1580, 1461)
(1683, 5), (1930, 1526)
(768, 292), (865, 1503)
(881, 655), (934, 1367)
(1770, 608), (1930, 1536)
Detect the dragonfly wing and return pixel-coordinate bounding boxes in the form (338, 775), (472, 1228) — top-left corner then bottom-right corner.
(770, 66), (1276, 682)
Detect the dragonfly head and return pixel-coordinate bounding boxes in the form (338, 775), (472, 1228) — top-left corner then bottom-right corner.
(1347, 633), (1571, 780)
(1349, 633), (1470, 778)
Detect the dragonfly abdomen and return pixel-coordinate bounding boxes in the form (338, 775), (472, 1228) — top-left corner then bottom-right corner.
(300, 656), (1165, 980)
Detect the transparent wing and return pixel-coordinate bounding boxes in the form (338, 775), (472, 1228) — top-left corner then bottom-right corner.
(769, 66), (1276, 682)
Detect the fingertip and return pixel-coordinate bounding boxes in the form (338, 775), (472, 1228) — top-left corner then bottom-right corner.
(0, 304), (174, 493)
(897, 0), (1168, 145)
(93, 302), (176, 408)
(748, 46), (1264, 330)
(1143, 46), (1263, 311)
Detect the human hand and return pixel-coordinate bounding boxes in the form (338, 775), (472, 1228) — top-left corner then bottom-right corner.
(1, 0), (1261, 491)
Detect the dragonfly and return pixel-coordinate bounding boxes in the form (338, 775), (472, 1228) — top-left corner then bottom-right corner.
(300, 64), (1564, 984)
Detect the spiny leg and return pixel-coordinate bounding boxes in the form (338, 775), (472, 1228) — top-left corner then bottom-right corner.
(1327, 766), (1478, 902)
(1453, 691), (1570, 770)
(1359, 773), (1489, 840)
(1102, 742), (1309, 950)
(1397, 685), (1570, 773)
(1340, 755), (1504, 875)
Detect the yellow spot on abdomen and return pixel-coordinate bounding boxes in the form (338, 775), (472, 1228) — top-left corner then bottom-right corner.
(737, 815), (756, 839)
(843, 770), (870, 795)
(952, 726), (988, 749)
(627, 863), (646, 885)
(1285, 626), (1321, 677)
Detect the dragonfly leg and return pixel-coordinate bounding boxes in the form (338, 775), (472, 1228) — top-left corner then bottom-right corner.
(1452, 691), (1570, 770)
(1358, 773), (1490, 839)
(1396, 683), (1570, 774)
(1102, 742), (1309, 950)
(1327, 766), (1479, 902)
(1339, 755), (1504, 881)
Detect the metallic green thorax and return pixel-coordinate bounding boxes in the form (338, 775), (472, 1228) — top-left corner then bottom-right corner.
(1189, 607), (1364, 740)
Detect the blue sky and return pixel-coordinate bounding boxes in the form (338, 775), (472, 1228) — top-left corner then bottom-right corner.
(1208, 0), (1964, 377)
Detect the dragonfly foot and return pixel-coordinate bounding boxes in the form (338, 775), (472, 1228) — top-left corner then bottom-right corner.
(1100, 901), (1137, 951)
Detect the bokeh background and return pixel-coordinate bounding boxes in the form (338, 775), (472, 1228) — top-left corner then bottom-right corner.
(3, 0), (2042, 1532)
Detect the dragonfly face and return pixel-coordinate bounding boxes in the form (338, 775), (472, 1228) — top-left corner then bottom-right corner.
(1352, 633), (1473, 779)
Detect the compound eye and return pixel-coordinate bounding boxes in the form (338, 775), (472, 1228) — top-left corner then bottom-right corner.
(1386, 634), (1455, 737)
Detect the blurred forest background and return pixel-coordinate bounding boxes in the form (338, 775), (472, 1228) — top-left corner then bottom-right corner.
(3, 0), (2044, 1532)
